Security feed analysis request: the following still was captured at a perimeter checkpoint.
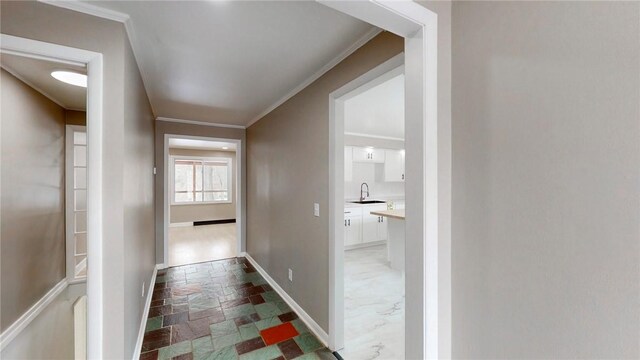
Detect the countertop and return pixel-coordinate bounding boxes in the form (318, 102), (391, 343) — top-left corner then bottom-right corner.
(370, 209), (405, 220)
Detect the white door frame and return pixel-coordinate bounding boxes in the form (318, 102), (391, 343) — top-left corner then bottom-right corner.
(163, 134), (244, 267)
(321, 2), (449, 359)
(0, 34), (105, 359)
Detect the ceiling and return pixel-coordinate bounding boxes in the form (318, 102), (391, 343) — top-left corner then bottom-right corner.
(1, 53), (87, 110)
(344, 72), (405, 140)
(81, 1), (377, 127)
(169, 138), (236, 152)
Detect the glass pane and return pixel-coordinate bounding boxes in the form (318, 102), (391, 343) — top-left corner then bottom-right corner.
(195, 192), (203, 201)
(174, 163), (193, 192)
(74, 131), (87, 145)
(75, 189), (87, 211)
(75, 212), (87, 232)
(75, 232), (87, 254)
(75, 255), (86, 266)
(195, 164), (203, 191)
(74, 167), (87, 189)
(204, 191), (228, 202)
(74, 145), (86, 167)
(174, 192), (192, 203)
(204, 164), (228, 191)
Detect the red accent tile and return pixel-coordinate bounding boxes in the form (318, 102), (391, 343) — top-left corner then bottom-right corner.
(249, 294), (265, 305)
(260, 322), (299, 346)
(277, 339), (304, 360)
(235, 337), (265, 355)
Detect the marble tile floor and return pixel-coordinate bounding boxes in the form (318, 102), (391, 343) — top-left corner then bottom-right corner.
(340, 245), (405, 360)
(140, 257), (336, 360)
(169, 224), (237, 267)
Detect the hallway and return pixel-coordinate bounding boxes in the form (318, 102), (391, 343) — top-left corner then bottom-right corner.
(169, 224), (237, 267)
(141, 258), (334, 360)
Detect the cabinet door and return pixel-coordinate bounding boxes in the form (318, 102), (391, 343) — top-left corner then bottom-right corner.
(370, 148), (385, 163)
(384, 149), (405, 182)
(344, 147), (353, 182)
(344, 215), (362, 246)
(362, 211), (379, 243)
(352, 147), (370, 162)
(377, 215), (388, 241)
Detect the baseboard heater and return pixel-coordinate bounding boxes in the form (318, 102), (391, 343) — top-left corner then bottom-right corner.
(194, 219), (236, 226)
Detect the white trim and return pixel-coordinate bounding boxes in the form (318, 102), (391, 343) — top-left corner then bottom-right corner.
(169, 222), (194, 228)
(38, 0), (129, 22)
(157, 116), (246, 130)
(163, 134), (245, 266)
(245, 27), (383, 128)
(243, 254), (329, 346)
(0, 279), (68, 350)
(1, 34), (106, 359)
(75, 257), (88, 277)
(344, 132), (405, 142)
(132, 265), (159, 360)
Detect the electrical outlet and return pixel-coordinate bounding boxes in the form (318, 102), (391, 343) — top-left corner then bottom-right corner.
(288, 269), (293, 282)
(142, 282), (145, 297)
(314, 203), (320, 217)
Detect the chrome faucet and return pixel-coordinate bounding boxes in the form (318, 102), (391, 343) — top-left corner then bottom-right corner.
(360, 182), (370, 202)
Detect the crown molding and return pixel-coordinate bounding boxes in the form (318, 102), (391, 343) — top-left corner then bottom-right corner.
(38, 0), (156, 115)
(344, 132), (405, 142)
(245, 26), (383, 128)
(156, 116), (246, 130)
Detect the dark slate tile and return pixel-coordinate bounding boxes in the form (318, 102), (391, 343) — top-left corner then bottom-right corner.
(235, 337), (266, 355)
(249, 294), (266, 305)
(221, 297), (250, 309)
(152, 288), (172, 301)
(277, 339), (304, 360)
(236, 286), (265, 298)
(149, 304), (172, 318)
(140, 350), (158, 360)
(142, 327), (171, 352)
(189, 307), (224, 321)
(278, 312), (298, 323)
(163, 311), (189, 327)
(172, 353), (193, 360)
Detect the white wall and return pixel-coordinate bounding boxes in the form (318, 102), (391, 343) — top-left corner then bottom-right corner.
(452, 2), (640, 358)
(345, 161), (404, 200)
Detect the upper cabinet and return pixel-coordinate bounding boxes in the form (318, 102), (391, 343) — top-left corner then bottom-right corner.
(384, 149), (405, 182)
(344, 146), (353, 182)
(352, 147), (385, 163)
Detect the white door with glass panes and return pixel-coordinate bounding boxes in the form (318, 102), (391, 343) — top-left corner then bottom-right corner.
(66, 125), (87, 281)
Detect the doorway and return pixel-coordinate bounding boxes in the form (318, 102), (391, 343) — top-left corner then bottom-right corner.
(0, 34), (103, 359)
(163, 135), (243, 267)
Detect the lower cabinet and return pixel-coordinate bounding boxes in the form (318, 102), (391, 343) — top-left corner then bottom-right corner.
(344, 204), (388, 248)
(344, 212), (362, 246)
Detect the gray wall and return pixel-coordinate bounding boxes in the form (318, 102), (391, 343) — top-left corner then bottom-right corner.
(1, 3), (156, 358)
(451, 2), (640, 358)
(154, 121), (246, 264)
(246, 32), (403, 331)
(168, 148), (237, 223)
(0, 69), (66, 331)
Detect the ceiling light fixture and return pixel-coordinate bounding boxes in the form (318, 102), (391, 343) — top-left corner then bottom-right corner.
(51, 70), (87, 88)
(222, 146), (229, 150)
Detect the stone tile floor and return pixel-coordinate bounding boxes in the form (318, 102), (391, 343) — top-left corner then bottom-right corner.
(140, 257), (335, 360)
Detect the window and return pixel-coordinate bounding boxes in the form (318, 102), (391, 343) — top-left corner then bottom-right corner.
(171, 156), (232, 204)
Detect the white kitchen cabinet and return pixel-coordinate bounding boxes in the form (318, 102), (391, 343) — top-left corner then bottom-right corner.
(352, 147), (385, 163)
(384, 149), (405, 182)
(344, 212), (362, 246)
(363, 204), (388, 244)
(344, 146), (353, 182)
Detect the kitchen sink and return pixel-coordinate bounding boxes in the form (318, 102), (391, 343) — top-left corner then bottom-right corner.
(349, 200), (387, 204)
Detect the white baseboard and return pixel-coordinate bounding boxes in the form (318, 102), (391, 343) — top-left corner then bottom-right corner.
(169, 222), (193, 228)
(0, 279), (68, 351)
(132, 264), (159, 360)
(243, 254), (329, 346)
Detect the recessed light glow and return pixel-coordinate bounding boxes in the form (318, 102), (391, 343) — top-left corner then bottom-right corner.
(51, 71), (87, 88)
(222, 146), (229, 150)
